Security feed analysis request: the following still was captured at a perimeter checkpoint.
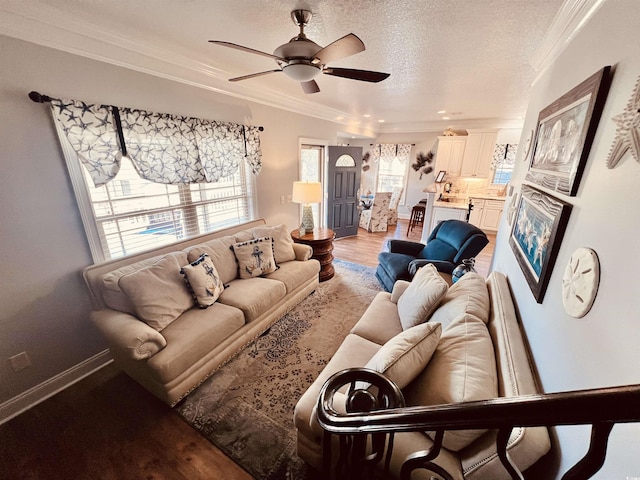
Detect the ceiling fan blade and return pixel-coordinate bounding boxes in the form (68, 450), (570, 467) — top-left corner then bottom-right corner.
(208, 40), (286, 62)
(323, 67), (390, 83)
(312, 33), (365, 65)
(301, 80), (320, 94)
(229, 70), (282, 82)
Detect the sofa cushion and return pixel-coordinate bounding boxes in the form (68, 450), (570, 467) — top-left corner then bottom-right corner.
(350, 292), (403, 346)
(217, 277), (286, 322)
(146, 302), (245, 383)
(365, 322), (442, 389)
(263, 258), (320, 293)
(232, 237), (278, 279)
(118, 253), (193, 331)
(101, 253), (170, 315)
(180, 253), (224, 308)
(397, 263), (449, 330)
(403, 311), (498, 451)
(429, 272), (490, 329)
(185, 235), (238, 285)
(252, 224), (296, 264)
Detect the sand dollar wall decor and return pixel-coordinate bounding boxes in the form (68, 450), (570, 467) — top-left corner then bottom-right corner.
(562, 247), (600, 318)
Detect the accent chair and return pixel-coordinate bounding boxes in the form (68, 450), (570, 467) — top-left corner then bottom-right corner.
(359, 192), (392, 232)
(387, 187), (404, 226)
(375, 219), (489, 292)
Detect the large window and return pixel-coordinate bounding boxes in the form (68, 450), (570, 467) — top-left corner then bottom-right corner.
(491, 143), (518, 185)
(81, 156), (254, 260)
(375, 144), (411, 195)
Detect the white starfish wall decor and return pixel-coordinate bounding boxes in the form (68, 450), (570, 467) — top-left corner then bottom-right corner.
(606, 74), (640, 168)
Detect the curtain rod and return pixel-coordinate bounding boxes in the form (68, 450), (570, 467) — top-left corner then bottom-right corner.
(27, 91), (265, 131)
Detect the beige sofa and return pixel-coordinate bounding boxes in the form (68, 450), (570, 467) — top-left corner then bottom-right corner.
(83, 219), (320, 406)
(294, 267), (551, 479)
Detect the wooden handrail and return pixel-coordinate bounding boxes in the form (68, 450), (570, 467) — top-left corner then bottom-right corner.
(316, 368), (640, 479)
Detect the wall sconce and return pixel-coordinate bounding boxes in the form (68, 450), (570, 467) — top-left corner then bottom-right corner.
(292, 181), (322, 231)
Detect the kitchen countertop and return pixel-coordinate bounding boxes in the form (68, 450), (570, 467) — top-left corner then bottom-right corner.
(468, 194), (507, 201)
(433, 200), (469, 210)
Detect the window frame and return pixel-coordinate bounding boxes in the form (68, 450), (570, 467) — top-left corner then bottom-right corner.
(54, 118), (257, 263)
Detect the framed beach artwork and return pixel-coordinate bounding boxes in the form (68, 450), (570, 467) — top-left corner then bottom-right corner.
(525, 66), (611, 196)
(509, 185), (572, 303)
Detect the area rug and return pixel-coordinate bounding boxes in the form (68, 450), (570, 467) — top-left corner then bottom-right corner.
(176, 259), (382, 479)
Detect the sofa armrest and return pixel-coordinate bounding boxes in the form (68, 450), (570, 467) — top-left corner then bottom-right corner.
(390, 280), (411, 303)
(293, 242), (313, 261)
(90, 309), (167, 360)
(388, 239), (425, 256)
(409, 259), (455, 276)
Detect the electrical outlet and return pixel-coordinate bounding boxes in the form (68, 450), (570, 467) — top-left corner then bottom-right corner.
(280, 195), (285, 205)
(9, 352), (31, 373)
(286, 194), (292, 203)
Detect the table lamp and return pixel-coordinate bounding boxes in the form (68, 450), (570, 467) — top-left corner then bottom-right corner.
(292, 181), (322, 231)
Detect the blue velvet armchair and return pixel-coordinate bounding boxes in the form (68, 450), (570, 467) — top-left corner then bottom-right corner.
(375, 219), (489, 292)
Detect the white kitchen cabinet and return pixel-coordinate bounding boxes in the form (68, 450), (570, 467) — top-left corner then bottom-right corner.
(460, 129), (498, 178)
(429, 205), (468, 237)
(480, 199), (505, 231)
(469, 197), (505, 232)
(468, 199), (484, 227)
(435, 136), (467, 176)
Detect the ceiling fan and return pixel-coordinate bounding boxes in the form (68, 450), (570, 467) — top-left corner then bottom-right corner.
(209, 9), (390, 94)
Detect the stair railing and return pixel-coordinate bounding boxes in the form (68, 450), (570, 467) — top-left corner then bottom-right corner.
(317, 368), (640, 480)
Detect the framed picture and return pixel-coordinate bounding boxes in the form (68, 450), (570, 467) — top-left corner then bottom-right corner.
(509, 185), (572, 303)
(435, 170), (446, 183)
(525, 66), (611, 196)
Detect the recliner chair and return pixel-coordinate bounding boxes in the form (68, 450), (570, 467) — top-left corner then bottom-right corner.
(375, 219), (489, 292)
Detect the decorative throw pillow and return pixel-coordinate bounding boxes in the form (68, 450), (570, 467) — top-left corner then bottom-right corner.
(251, 224), (296, 264)
(403, 312), (498, 451)
(232, 237), (277, 279)
(397, 263), (449, 330)
(364, 322), (442, 389)
(429, 272), (490, 330)
(118, 254), (194, 331)
(180, 253), (224, 308)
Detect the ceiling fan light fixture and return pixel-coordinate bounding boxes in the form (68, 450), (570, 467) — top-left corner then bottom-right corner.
(282, 63), (320, 82)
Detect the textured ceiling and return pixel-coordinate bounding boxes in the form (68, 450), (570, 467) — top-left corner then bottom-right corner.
(1, 0), (566, 135)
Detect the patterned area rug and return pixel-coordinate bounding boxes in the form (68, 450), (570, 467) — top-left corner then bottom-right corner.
(176, 259), (382, 479)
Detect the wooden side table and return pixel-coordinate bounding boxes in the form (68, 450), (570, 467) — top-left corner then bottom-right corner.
(291, 228), (335, 282)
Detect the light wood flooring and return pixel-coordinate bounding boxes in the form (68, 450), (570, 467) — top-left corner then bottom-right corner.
(0, 218), (495, 480)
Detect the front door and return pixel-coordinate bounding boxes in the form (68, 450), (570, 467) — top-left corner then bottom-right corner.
(327, 146), (361, 238)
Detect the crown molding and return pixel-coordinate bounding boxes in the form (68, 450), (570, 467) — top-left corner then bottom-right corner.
(530, 0), (606, 83)
(0, 2), (360, 128)
(377, 117), (525, 134)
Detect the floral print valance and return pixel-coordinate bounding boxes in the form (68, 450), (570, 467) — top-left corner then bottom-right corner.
(371, 143), (412, 163)
(50, 98), (262, 187)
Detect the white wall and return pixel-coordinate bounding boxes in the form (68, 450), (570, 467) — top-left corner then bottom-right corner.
(0, 35), (343, 411)
(491, 1), (640, 476)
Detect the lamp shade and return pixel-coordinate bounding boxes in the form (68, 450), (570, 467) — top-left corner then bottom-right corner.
(292, 181), (322, 204)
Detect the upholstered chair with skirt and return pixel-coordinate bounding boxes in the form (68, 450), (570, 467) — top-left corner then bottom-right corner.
(375, 219), (489, 291)
(387, 187), (404, 226)
(359, 192), (392, 233)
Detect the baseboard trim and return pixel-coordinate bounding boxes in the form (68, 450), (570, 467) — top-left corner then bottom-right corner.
(0, 350), (112, 426)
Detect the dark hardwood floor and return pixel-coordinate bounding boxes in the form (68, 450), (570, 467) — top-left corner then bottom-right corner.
(0, 218), (496, 480)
